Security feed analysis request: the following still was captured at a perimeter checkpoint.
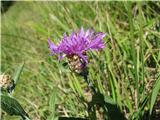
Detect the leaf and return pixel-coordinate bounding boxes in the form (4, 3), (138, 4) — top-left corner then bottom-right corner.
(48, 89), (57, 120)
(49, 91), (56, 111)
(149, 74), (160, 115)
(104, 96), (116, 105)
(59, 117), (88, 120)
(12, 62), (24, 84)
(104, 102), (126, 120)
(88, 92), (126, 120)
(1, 95), (29, 119)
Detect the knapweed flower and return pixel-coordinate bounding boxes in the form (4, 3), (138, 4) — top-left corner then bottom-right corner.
(48, 28), (105, 73)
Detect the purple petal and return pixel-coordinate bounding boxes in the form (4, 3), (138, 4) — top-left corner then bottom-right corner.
(48, 28), (106, 63)
(48, 39), (60, 54)
(78, 53), (88, 64)
(87, 33), (106, 49)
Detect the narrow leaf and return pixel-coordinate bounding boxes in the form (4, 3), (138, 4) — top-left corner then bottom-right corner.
(12, 62), (24, 84)
(149, 74), (160, 115)
(48, 89), (57, 120)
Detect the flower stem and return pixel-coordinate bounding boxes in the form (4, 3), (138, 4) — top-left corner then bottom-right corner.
(81, 69), (96, 94)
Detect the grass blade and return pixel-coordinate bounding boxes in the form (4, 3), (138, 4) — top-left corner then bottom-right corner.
(149, 74), (160, 115)
(12, 62), (24, 84)
(48, 89), (57, 120)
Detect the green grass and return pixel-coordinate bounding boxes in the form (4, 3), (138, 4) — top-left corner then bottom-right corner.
(1, 1), (160, 120)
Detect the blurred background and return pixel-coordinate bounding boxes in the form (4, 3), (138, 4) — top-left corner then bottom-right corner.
(1, 1), (160, 120)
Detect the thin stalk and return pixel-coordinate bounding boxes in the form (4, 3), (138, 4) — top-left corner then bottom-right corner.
(81, 69), (96, 94)
(138, 2), (145, 98)
(127, 2), (139, 110)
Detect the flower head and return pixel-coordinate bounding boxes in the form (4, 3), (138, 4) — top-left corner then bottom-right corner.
(48, 28), (105, 73)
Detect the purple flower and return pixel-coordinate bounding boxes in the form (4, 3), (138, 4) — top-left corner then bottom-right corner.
(48, 28), (105, 73)
(48, 28), (105, 63)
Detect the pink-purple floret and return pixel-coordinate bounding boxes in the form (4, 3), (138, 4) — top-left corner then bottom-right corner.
(48, 28), (105, 63)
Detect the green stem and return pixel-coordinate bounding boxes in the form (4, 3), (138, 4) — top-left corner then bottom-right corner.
(81, 69), (96, 94)
(127, 2), (139, 109)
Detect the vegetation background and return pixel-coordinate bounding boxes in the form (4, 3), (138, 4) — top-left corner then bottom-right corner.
(1, 1), (160, 120)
